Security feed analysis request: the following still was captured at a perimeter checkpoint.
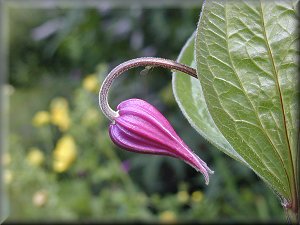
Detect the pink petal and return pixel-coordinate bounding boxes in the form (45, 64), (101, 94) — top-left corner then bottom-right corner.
(109, 98), (213, 184)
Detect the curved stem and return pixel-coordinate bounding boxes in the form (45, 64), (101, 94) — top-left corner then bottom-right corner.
(99, 57), (197, 121)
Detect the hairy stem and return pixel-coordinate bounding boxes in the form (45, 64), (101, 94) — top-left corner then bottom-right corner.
(99, 57), (197, 121)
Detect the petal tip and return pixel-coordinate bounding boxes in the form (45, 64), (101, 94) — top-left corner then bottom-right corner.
(203, 167), (214, 185)
(204, 170), (214, 185)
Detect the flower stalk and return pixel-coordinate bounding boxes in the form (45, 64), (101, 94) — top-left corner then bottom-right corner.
(99, 57), (197, 121)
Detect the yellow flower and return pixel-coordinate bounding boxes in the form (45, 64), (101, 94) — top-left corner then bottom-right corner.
(50, 97), (71, 132)
(27, 147), (45, 167)
(191, 191), (203, 203)
(83, 74), (99, 93)
(53, 135), (77, 173)
(32, 190), (48, 207)
(177, 190), (189, 204)
(159, 210), (177, 223)
(4, 170), (13, 184)
(32, 111), (50, 127)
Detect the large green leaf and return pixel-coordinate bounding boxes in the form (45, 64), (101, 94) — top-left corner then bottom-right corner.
(172, 34), (248, 165)
(195, 0), (298, 203)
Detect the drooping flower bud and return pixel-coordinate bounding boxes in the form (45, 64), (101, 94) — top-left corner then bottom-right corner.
(109, 98), (213, 184)
(99, 57), (214, 184)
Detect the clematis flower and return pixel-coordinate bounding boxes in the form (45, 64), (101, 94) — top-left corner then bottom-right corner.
(99, 57), (214, 184)
(109, 98), (213, 184)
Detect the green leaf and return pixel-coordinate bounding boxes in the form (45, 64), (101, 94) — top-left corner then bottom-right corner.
(172, 33), (248, 165)
(195, 0), (298, 202)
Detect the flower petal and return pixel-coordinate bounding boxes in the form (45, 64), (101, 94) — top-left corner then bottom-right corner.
(109, 98), (213, 184)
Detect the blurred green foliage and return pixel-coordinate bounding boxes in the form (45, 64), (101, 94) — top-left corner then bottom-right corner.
(5, 5), (284, 223)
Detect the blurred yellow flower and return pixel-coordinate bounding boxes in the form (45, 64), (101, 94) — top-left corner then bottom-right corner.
(4, 170), (13, 184)
(50, 97), (71, 132)
(83, 74), (99, 93)
(177, 190), (189, 204)
(159, 210), (177, 223)
(53, 135), (77, 173)
(191, 191), (204, 203)
(32, 111), (50, 127)
(27, 147), (45, 167)
(32, 190), (48, 207)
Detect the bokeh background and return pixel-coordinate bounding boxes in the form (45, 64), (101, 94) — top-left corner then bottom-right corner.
(3, 1), (285, 223)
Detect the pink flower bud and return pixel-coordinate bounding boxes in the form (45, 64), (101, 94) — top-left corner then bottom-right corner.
(109, 98), (213, 184)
